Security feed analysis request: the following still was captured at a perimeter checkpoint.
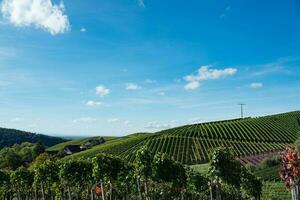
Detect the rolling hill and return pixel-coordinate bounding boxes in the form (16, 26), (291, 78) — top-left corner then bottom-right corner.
(0, 127), (67, 149)
(65, 111), (300, 165)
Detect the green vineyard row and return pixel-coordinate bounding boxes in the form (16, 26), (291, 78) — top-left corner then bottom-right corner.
(68, 111), (300, 164)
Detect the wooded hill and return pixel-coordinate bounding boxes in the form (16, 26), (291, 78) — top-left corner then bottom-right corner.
(0, 127), (66, 149)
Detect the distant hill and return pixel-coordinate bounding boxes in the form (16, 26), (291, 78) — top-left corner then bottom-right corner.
(66, 111), (300, 165)
(0, 127), (67, 148)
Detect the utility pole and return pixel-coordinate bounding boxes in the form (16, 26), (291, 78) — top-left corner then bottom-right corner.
(238, 103), (245, 118)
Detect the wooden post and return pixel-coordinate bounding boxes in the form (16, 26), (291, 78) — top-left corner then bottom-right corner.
(292, 184), (299, 200)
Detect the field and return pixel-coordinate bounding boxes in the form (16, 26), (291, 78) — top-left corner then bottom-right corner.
(65, 111), (300, 165)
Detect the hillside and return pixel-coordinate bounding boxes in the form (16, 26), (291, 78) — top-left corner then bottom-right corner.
(0, 127), (67, 149)
(47, 136), (118, 151)
(66, 111), (300, 165)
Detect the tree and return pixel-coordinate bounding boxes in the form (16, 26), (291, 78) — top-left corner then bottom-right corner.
(33, 142), (45, 157)
(1, 150), (23, 170)
(0, 170), (11, 200)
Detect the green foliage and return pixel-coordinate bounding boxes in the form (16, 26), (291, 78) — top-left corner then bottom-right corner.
(33, 160), (59, 195)
(241, 168), (262, 199)
(152, 153), (187, 188)
(92, 153), (125, 182)
(209, 147), (262, 200)
(250, 157), (282, 181)
(0, 142), (46, 170)
(59, 159), (93, 199)
(260, 156), (281, 169)
(60, 159), (93, 186)
(186, 168), (210, 198)
(135, 146), (153, 180)
(10, 167), (34, 196)
(209, 147), (242, 188)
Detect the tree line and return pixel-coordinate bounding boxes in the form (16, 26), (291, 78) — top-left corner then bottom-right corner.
(0, 147), (262, 200)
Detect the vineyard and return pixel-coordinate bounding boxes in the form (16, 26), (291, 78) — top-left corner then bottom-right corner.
(67, 111), (300, 165)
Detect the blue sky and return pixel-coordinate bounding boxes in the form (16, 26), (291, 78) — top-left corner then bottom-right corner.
(0, 0), (300, 136)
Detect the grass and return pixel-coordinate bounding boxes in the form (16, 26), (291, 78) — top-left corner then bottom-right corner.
(254, 165), (281, 181)
(190, 163), (210, 175)
(262, 181), (290, 200)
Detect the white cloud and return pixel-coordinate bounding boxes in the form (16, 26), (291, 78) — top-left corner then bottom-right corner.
(184, 81), (200, 90)
(249, 82), (263, 89)
(124, 120), (130, 125)
(1, 0), (70, 35)
(73, 117), (97, 123)
(158, 92), (165, 96)
(184, 65), (237, 90)
(80, 27), (86, 32)
(86, 100), (102, 107)
(126, 83), (141, 90)
(96, 85), (110, 97)
(145, 121), (171, 130)
(138, 0), (145, 8)
(107, 118), (119, 123)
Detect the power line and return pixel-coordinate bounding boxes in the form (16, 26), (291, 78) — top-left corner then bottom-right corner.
(238, 103), (245, 118)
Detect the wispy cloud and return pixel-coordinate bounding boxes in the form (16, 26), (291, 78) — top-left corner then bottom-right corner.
(126, 83), (141, 90)
(145, 79), (156, 84)
(0, 47), (16, 60)
(249, 82), (263, 89)
(251, 64), (285, 76)
(1, 0), (70, 35)
(107, 118), (119, 123)
(10, 117), (22, 122)
(249, 56), (300, 77)
(73, 117), (97, 123)
(96, 85), (110, 97)
(80, 27), (86, 32)
(86, 100), (103, 107)
(220, 5), (231, 19)
(145, 121), (171, 130)
(184, 65), (237, 90)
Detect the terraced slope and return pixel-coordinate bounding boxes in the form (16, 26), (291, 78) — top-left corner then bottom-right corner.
(69, 111), (300, 165)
